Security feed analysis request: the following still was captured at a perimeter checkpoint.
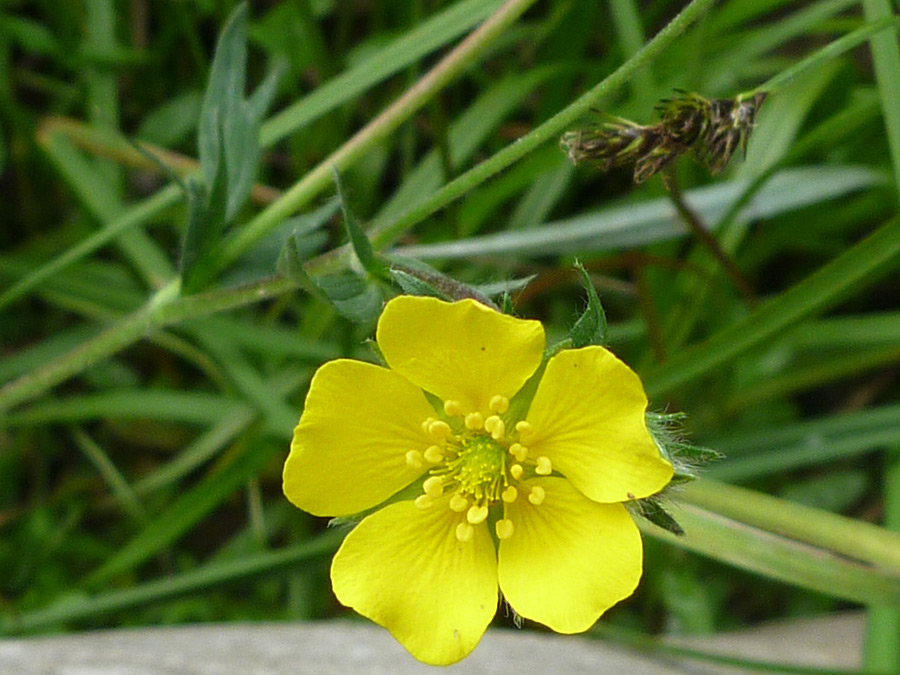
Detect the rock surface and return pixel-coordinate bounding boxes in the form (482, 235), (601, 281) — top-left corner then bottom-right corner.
(0, 613), (864, 675)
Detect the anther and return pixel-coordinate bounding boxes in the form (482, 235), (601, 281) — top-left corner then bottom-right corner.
(489, 395), (509, 414)
(496, 519), (514, 540)
(465, 412), (484, 430)
(509, 443), (528, 462)
(423, 476), (444, 498)
(467, 504), (488, 524)
(449, 493), (469, 512)
(515, 420), (534, 438)
(443, 400), (463, 417)
(510, 464), (524, 480)
(501, 485), (518, 503)
(484, 416), (499, 434)
(422, 417), (436, 434)
(528, 485), (546, 506)
(485, 416), (505, 440)
(423, 445), (444, 463)
(428, 420), (452, 440)
(456, 522), (475, 542)
(414, 494), (433, 510)
(535, 456), (552, 475)
(405, 450), (423, 469)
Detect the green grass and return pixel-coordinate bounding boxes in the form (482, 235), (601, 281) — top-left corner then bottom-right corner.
(1, 0), (900, 669)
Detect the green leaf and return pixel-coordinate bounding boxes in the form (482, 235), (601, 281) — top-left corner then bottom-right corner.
(314, 271), (383, 323)
(198, 3), (280, 224)
(388, 268), (447, 299)
(84, 442), (281, 587)
(136, 90), (203, 146)
(180, 155), (228, 288)
(333, 168), (385, 278)
(569, 262), (608, 347)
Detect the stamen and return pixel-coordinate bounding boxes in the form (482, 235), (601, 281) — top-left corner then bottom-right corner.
(443, 400), (463, 417)
(489, 395), (509, 414)
(496, 519), (514, 540)
(509, 443), (528, 462)
(528, 485), (546, 506)
(465, 412), (484, 430)
(423, 445), (444, 463)
(423, 476), (444, 498)
(405, 450), (423, 469)
(449, 493), (469, 512)
(467, 504), (488, 524)
(501, 485), (518, 503)
(515, 420), (534, 438)
(428, 420), (451, 440)
(414, 494), (433, 510)
(510, 464), (524, 480)
(421, 417), (437, 433)
(485, 416), (505, 440)
(456, 522), (475, 542)
(535, 456), (552, 475)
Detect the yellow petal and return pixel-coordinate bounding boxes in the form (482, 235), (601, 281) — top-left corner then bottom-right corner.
(376, 296), (544, 415)
(283, 359), (435, 517)
(331, 499), (498, 665)
(498, 477), (642, 633)
(525, 346), (672, 502)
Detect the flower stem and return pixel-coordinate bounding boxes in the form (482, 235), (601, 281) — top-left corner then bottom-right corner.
(664, 169), (756, 306)
(365, 0), (720, 254)
(203, 0), (542, 284)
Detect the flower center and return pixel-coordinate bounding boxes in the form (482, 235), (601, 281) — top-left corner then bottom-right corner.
(409, 395), (553, 543)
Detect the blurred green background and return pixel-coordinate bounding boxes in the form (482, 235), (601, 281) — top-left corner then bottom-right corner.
(2, 0), (900, 670)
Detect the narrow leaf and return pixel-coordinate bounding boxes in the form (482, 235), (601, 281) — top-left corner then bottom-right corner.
(570, 262), (608, 347)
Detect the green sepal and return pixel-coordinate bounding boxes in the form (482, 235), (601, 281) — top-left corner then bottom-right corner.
(631, 497), (684, 536)
(569, 261), (608, 347)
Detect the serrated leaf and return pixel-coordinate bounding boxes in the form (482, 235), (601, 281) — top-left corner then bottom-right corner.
(569, 262), (608, 347)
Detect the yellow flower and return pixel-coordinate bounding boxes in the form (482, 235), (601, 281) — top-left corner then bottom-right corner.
(283, 296), (673, 665)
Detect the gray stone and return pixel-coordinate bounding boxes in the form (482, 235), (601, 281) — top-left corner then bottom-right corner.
(0, 613), (865, 675)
